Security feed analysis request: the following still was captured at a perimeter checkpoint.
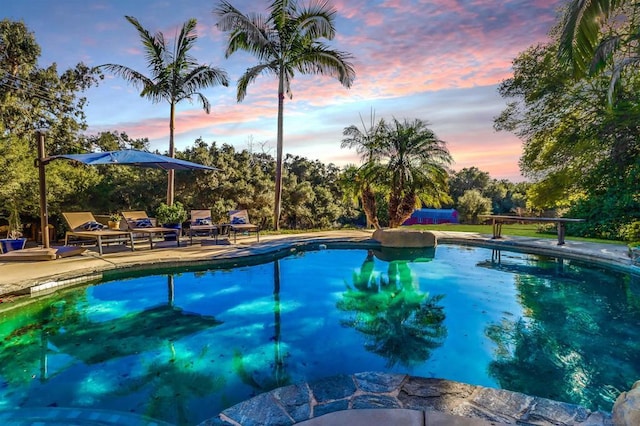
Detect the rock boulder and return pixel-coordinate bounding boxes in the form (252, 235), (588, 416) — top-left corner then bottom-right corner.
(613, 381), (640, 426)
(372, 228), (437, 248)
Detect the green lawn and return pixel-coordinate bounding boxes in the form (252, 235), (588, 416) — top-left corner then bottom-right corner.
(408, 223), (625, 245)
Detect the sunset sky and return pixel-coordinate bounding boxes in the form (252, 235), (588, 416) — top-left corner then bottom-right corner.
(4, 0), (566, 181)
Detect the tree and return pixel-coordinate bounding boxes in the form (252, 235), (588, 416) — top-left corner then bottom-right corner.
(456, 189), (492, 224)
(341, 113), (386, 229)
(496, 10), (640, 238)
(215, 0), (356, 230)
(449, 167), (491, 205)
(100, 16), (229, 206)
(377, 118), (453, 228)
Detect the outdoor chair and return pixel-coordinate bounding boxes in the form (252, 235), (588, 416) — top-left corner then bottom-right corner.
(186, 209), (219, 244)
(62, 212), (135, 256)
(121, 211), (181, 249)
(227, 209), (259, 243)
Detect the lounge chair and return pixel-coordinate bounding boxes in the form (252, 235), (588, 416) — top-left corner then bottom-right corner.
(121, 211), (181, 249)
(62, 212), (135, 256)
(227, 209), (259, 243)
(185, 209), (219, 244)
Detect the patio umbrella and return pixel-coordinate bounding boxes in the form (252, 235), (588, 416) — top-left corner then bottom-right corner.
(36, 135), (217, 249)
(45, 149), (218, 171)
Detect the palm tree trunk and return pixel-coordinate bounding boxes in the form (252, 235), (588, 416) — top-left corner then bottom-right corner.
(167, 101), (176, 206)
(362, 185), (381, 229)
(273, 71), (285, 231)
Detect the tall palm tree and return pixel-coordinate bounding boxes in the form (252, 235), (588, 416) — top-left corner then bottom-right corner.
(100, 16), (229, 205)
(215, 0), (356, 230)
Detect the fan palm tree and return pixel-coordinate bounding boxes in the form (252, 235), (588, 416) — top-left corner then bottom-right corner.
(215, 0), (356, 230)
(100, 16), (229, 205)
(558, 0), (636, 103)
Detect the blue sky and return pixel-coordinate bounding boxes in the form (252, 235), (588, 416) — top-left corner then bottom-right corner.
(4, 0), (565, 181)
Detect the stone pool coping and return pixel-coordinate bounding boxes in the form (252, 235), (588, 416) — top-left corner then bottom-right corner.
(200, 372), (612, 426)
(0, 229), (635, 425)
(0, 229), (636, 298)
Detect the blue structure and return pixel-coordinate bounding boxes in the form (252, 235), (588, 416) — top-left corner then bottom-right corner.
(402, 208), (459, 225)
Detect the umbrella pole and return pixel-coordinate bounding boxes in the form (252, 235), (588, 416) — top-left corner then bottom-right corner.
(37, 131), (50, 249)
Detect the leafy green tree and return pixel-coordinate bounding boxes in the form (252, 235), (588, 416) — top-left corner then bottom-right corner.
(100, 16), (229, 206)
(0, 20), (102, 238)
(456, 189), (492, 224)
(215, 0), (356, 230)
(496, 11), (640, 239)
(449, 167), (491, 204)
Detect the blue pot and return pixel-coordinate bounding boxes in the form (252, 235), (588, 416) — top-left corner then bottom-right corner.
(162, 224), (182, 241)
(0, 238), (26, 253)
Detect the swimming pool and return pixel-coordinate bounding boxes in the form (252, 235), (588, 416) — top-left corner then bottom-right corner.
(0, 244), (638, 425)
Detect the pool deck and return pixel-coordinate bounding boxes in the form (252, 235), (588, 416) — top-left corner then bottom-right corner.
(0, 229), (634, 425)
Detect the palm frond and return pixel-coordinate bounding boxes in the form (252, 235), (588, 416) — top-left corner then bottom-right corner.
(295, 1), (336, 40)
(293, 44), (355, 87)
(558, 0), (621, 76)
(237, 63), (276, 102)
(589, 35), (620, 74)
(174, 18), (199, 67)
(608, 55), (640, 104)
(125, 16), (167, 77)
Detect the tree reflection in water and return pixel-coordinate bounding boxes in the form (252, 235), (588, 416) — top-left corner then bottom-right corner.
(337, 248), (447, 368)
(233, 259), (292, 394)
(485, 260), (640, 411)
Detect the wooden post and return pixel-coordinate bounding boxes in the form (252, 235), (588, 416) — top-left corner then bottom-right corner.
(37, 131), (50, 249)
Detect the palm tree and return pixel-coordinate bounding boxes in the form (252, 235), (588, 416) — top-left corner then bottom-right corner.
(344, 117), (452, 228)
(100, 16), (229, 205)
(215, 0), (356, 230)
(558, 0), (636, 103)
(341, 111), (386, 229)
(379, 118), (452, 227)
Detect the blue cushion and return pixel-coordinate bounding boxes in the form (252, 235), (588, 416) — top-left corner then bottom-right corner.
(231, 216), (246, 224)
(134, 218), (153, 228)
(78, 221), (104, 231)
(194, 218), (211, 226)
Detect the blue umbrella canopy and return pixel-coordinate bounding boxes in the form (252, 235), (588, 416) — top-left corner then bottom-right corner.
(45, 149), (217, 171)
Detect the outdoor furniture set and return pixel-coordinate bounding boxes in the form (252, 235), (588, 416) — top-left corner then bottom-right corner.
(62, 209), (259, 256)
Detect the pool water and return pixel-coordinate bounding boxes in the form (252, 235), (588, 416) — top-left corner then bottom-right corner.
(0, 245), (639, 425)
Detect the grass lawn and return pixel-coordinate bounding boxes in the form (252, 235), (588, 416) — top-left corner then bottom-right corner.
(408, 223), (626, 245)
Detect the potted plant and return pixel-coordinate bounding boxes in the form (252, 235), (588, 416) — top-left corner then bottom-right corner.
(155, 202), (187, 241)
(108, 213), (122, 230)
(0, 203), (26, 253)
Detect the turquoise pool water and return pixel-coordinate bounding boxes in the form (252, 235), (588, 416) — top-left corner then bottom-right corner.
(0, 245), (638, 425)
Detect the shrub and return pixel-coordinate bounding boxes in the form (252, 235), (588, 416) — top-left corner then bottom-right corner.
(618, 221), (640, 242)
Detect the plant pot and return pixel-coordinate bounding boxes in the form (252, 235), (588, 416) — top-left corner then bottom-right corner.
(0, 238), (26, 253)
(108, 220), (121, 230)
(162, 223), (182, 241)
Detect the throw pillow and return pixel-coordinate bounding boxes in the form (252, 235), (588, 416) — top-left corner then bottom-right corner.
(77, 221), (105, 231)
(134, 218), (153, 228)
(194, 218), (211, 226)
(231, 216), (246, 224)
